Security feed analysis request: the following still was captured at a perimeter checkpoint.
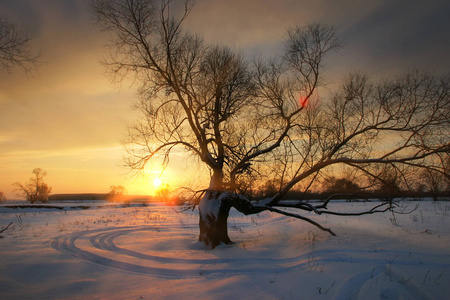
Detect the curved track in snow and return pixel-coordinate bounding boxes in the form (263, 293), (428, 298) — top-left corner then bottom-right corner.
(51, 225), (450, 281)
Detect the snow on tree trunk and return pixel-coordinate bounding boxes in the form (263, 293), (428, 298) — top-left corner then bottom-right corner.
(198, 191), (233, 249)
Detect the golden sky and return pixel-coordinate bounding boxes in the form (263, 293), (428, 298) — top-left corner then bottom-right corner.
(1, 0), (449, 199)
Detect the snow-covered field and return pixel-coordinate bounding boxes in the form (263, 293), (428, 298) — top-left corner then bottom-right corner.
(0, 200), (449, 299)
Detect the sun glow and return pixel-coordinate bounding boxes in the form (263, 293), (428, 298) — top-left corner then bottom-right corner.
(153, 177), (162, 188)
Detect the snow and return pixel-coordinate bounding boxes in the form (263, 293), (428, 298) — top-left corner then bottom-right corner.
(199, 191), (223, 219)
(1, 200), (449, 299)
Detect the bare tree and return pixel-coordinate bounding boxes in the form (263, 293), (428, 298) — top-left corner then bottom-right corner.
(0, 16), (38, 72)
(15, 168), (52, 203)
(420, 165), (448, 200)
(106, 185), (127, 202)
(93, 0), (450, 248)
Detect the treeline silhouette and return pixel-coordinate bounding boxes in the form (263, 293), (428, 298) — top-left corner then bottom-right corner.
(47, 190), (449, 204)
(263, 190), (450, 202)
(48, 194), (155, 202)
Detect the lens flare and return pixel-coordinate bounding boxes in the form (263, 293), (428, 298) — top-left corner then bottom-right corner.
(299, 95), (309, 108)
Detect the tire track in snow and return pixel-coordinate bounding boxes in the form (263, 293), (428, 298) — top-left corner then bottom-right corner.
(51, 225), (450, 279)
(51, 225), (309, 277)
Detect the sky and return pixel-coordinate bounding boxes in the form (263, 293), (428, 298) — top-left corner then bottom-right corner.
(1, 0), (449, 199)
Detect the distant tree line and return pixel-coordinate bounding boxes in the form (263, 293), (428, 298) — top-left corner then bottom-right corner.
(5, 164), (447, 204)
(48, 193), (109, 202)
(255, 165), (450, 201)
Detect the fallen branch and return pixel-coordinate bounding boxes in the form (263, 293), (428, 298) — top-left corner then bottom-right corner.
(0, 222), (13, 235)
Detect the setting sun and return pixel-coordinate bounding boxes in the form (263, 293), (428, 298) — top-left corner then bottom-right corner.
(153, 178), (162, 188)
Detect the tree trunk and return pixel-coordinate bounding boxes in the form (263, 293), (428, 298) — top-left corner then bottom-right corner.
(198, 170), (266, 249)
(198, 190), (233, 249)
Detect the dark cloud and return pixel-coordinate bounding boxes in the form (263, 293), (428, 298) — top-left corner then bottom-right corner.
(182, 0), (450, 76)
(331, 0), (450, 75)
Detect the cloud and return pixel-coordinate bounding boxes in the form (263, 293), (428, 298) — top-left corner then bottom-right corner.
(3, 0), (447, 155)
(185, 0), (450, 75)
(184, 1), (383, 55)
(335, 0), (450, 74)
(0, 0), (138, 154)
(0, 0), (138, 197)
